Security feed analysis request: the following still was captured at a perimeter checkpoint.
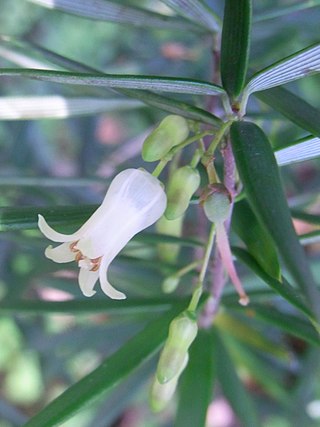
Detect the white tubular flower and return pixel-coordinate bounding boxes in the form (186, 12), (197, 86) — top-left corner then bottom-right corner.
(38, 169), (167, 299)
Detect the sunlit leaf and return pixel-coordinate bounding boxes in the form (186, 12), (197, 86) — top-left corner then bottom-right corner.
(255, 0), (320, 22)
(0, 96), (143, 120)
(160, 0), (220, 32)
(275, 136), (320, 166)
(0, 68), (225, 96)
(0, 37), (222, 127)
(27, 0), (200, 31)
(220, 0), (252, 99)
(243, 43), (320, 100)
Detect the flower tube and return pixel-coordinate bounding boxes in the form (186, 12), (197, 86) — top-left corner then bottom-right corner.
(38, 169), (167, 299)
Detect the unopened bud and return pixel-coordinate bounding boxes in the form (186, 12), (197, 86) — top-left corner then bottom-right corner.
(142, 115), (189, 162)
(162, 276), (180, 293)
(202, 184), (231, 224)
(165, 166), (200, 220)
(150, 354), (188, 412)
(156, 312), (198, 384)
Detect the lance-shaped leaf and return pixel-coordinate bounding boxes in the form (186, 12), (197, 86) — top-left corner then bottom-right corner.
(223, 337), (290, 405)
(24, 302), (186, 427)
(220, 0), (252, 100)
(0, 298), (177, 315)
(275, 135), (320, 166)
(242, 43), (320, 106)
(0, 96), (143, 120)
(27, 0), (200, 31)
(214, 330), (259, 427)
(255, 86), (320, 137)
(232, 247), (312, 319)
(244, 304), (320, 347)
(0, 37), (222, 127)
(232, 199), (281, 280)
(175, 330), (216, 427)
(160, 0), (220, 32)
(0, 68), (224, 96)
(230, 121), (320, 321)
(291, 210), (320, 226)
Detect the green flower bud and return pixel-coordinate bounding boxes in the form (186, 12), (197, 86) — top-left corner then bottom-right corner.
(150, 354), (188, 412)
(142, 115), (189, 162)
(162, 276), (180, 294)
(156, 312), (197, 384)
(165, 166), (200, 220)
(156, 215), (183, 264)
(202, 184), (231, 224)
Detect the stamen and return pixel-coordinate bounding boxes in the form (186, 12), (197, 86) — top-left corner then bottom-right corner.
(90, 256), (102, 272)
(75, 252), (84, 262)
(70, 241), (79, 252)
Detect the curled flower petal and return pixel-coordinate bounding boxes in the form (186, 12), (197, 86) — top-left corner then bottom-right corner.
(38, 214), (83, 243)
(45, 243), (76, 263)
(99, 255), (126, 300)
(78, 268), (99, 297)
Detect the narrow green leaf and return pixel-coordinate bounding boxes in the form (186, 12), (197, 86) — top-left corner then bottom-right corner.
(245, 304), (320, 347)
(0, 68), (224, 96)
(300, 230), (320, 246)
(220, 0), (252, 99)
(161, 0), (221, 32)
(0, 297), (176, 314)
(230, 121), (320, 321)
(0, 37), (222, 127)
(123, 89), (222, 127)
(27, 0), (201, 31)
(291, 209), (320, 226)
(275, 136), (320, 166)
(215, 312), (289, 360)
(244, 43), (320, 97)
(175, 330), (216, 427)
(223, 336), (290, 404)
(0, 204), (203, 249)
(0, 176), (105, 187)
(0, 96), (143, 120)
(255, 87), (320, 137)
(24, 302), (186, 427)
(255, 1), (320, 22)
(232, 247), (312, 319)
(0, 204), (98, 231)
(232, 199), (281, 280)
(214, 329), (260, 427)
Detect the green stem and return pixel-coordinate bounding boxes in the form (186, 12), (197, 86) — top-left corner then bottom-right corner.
(152, 159), (168, 178)
(174, 260), (202, 279)
(170, 130), (213, 157)
(190, 149), (202, 169)
(188, 224), (216, 312)
(152, 131), (213, 178)
(206, 120), (233, 156)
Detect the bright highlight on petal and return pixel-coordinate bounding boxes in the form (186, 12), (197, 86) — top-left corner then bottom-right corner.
(38, 169), (167, 299)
